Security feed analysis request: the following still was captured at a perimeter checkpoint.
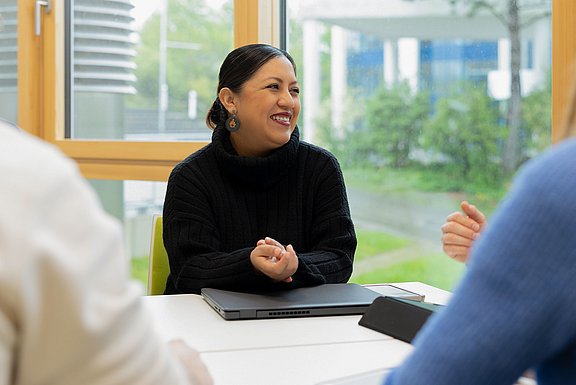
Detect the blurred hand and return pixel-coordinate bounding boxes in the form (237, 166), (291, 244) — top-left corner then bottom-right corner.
(441, 201), (486, 263)
(168, 339), (213, 385)
(250, 237), (298, 282)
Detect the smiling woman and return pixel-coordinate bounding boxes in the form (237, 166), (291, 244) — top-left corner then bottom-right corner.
(161, 43), (357, 295)
(219, 55), (300, 156)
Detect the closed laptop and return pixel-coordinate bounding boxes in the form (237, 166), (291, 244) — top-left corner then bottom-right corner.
(201, 283), (423, 320)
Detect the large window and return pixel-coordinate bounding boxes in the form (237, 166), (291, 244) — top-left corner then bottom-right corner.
(287, 0), (552, 289)
(64, 0), (234, 283)
(87, 179), (166, 284)
(68, 0), (233, 141)
(10, 0), (575, 290)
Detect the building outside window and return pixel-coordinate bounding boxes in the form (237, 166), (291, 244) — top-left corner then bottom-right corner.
(287, 0), (552, 289)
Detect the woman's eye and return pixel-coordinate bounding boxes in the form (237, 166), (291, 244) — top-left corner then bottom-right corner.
(267, 84), (279, 90)
(291, 88), (300, 95)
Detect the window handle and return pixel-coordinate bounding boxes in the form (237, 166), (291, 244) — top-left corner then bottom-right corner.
(35, 0), (51, 36)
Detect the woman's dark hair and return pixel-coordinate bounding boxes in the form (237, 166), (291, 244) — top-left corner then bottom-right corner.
(206, 44), (297, 129)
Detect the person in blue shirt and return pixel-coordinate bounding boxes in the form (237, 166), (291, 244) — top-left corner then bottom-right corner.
(384, 85), (576, 384)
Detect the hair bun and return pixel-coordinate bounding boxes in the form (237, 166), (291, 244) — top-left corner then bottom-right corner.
(207, 98), (228, 128)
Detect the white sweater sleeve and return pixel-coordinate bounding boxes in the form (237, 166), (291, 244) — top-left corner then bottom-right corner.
(0, 129), (191, 385)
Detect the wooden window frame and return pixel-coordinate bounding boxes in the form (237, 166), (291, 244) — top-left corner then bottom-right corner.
(552, 0), (575, 143)
(18, 0), (259, 181)
(17, 0), (573, 181)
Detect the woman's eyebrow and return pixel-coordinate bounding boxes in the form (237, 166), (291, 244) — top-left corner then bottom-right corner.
(261, 76), (299, 85)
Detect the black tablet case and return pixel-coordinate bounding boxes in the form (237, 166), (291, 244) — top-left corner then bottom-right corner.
(358, 296), (444, 343)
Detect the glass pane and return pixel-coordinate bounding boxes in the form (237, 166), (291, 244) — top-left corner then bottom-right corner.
(288, 0), (552, 290)
(0, 0), (17, 123)
(69, 0), (233, 141)
(89, 179), (166, 286)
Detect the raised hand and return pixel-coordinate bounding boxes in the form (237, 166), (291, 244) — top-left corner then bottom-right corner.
(441, 201), (487, 263)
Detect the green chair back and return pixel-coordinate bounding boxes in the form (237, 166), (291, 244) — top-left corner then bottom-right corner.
(147, 215), (170, 295)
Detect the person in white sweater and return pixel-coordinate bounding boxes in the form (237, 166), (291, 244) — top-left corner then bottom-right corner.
(0, 121), (212, 385)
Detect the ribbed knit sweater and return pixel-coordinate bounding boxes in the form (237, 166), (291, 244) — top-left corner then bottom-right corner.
(385, 138), (576, 385)
(162, 126), (356, 294)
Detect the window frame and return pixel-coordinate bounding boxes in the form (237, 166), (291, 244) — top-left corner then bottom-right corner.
(552, 0), (575, 142)
(17, 0), (572, 181)
(18, 0), (261, 181)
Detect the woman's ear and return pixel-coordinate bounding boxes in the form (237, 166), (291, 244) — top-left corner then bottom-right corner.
(218, 88), (236, 114)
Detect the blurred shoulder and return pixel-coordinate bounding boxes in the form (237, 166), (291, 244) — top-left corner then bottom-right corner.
(509, 139), (576, 210)
(518, 138), (576, 184)
(0, 125), (110, 247)
(0, 126), (79, 190)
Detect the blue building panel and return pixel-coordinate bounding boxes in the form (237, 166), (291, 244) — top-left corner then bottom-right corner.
(348, 49), (384, 67)
(421, 41), (497, 62)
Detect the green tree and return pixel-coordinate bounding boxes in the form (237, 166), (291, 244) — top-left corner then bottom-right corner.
(128, 0), (233, 116)
(404, 0), (551, 174)
(423, 84), (504, 188)
(361, 82), (429, 168)
(314, 89), (366, 167)
(459, 0), (550, 174)
(522, 72), (551, 156)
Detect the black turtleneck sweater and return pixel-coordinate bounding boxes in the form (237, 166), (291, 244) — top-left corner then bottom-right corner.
(162, 126), (356, 294)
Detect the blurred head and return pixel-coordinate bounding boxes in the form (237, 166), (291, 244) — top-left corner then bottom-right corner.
(206, 44), (300, 157)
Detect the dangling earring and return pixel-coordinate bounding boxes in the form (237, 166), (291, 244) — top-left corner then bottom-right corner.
(225, 110), (241, 132)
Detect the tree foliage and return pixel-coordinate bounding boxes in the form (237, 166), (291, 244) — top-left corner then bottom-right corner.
(403, 0), (551, 174)
(363, 82), (430, 168)
(128, 0), (233, 115)
(423, 84), (504, 187)
(457, 0), (550, 174)
(319, 83), (429, 169)
(314, 88), (366, 166)
(521, 71), (551, 156)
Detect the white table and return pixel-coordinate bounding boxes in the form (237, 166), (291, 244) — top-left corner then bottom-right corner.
(143, 282), (451, 385)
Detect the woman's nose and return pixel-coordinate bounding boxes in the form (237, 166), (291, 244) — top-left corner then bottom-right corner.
(278, 88), (295, 108)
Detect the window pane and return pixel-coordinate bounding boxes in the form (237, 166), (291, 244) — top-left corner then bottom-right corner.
(288, 0), (552, 290)
(88, 179), (166, 286)
(68, 0), (233, 141)
(0, 1), (17, 123)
